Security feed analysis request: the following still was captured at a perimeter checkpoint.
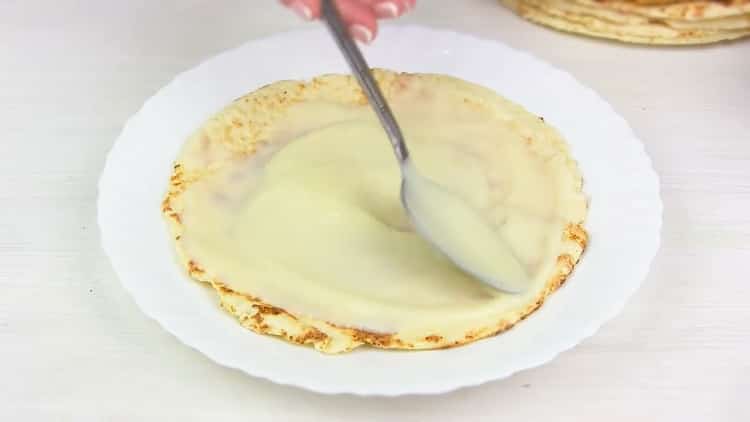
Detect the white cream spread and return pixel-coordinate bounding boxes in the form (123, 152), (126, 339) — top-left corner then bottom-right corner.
(176, 81), (584, 336)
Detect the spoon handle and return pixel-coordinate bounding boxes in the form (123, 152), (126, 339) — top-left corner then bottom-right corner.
(321, 0), (410, 163)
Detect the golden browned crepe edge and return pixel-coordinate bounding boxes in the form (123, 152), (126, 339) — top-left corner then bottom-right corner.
(597, 0), (750, 21)
(161, 70), (589, 354)
(501, 0), (750, 44)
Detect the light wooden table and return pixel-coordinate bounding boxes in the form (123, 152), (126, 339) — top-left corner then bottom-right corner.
(2, 1), (748, 420)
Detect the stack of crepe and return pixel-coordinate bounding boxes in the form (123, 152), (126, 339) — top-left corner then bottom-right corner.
(501, 0), (750, 44)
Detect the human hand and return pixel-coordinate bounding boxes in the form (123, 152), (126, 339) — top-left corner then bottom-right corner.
(280, 0), (416, 43)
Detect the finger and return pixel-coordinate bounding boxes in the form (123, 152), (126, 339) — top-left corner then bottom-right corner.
(370, 0), (405, 19)
(334, 0), (379, 43)
(281, 0), (379, 43)
(281, 0), (414, 20)
(280, 0), (318, 20)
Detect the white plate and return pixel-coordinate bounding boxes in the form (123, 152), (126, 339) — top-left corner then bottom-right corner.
(98, 26), (662, 396)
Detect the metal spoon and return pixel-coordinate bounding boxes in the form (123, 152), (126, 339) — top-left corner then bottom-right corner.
(320, 0), (527, 293)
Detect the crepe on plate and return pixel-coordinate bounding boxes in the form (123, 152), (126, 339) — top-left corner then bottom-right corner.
(501, 0), (750, 44)
(162, 70), (588, 354)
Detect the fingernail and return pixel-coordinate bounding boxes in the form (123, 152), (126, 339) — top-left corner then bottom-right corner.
(374, 2), (399, 18)
(290, 0), (313, 21)
(350, 24), (373, 44)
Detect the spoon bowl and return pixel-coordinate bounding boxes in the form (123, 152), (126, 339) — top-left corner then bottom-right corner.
(321, 0), (528, 293)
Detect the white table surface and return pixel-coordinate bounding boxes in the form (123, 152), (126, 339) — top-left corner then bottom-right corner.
(2, 1), (748, 420)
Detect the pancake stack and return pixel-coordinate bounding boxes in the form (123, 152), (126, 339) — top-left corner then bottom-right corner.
(501, 0), (750, 44)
